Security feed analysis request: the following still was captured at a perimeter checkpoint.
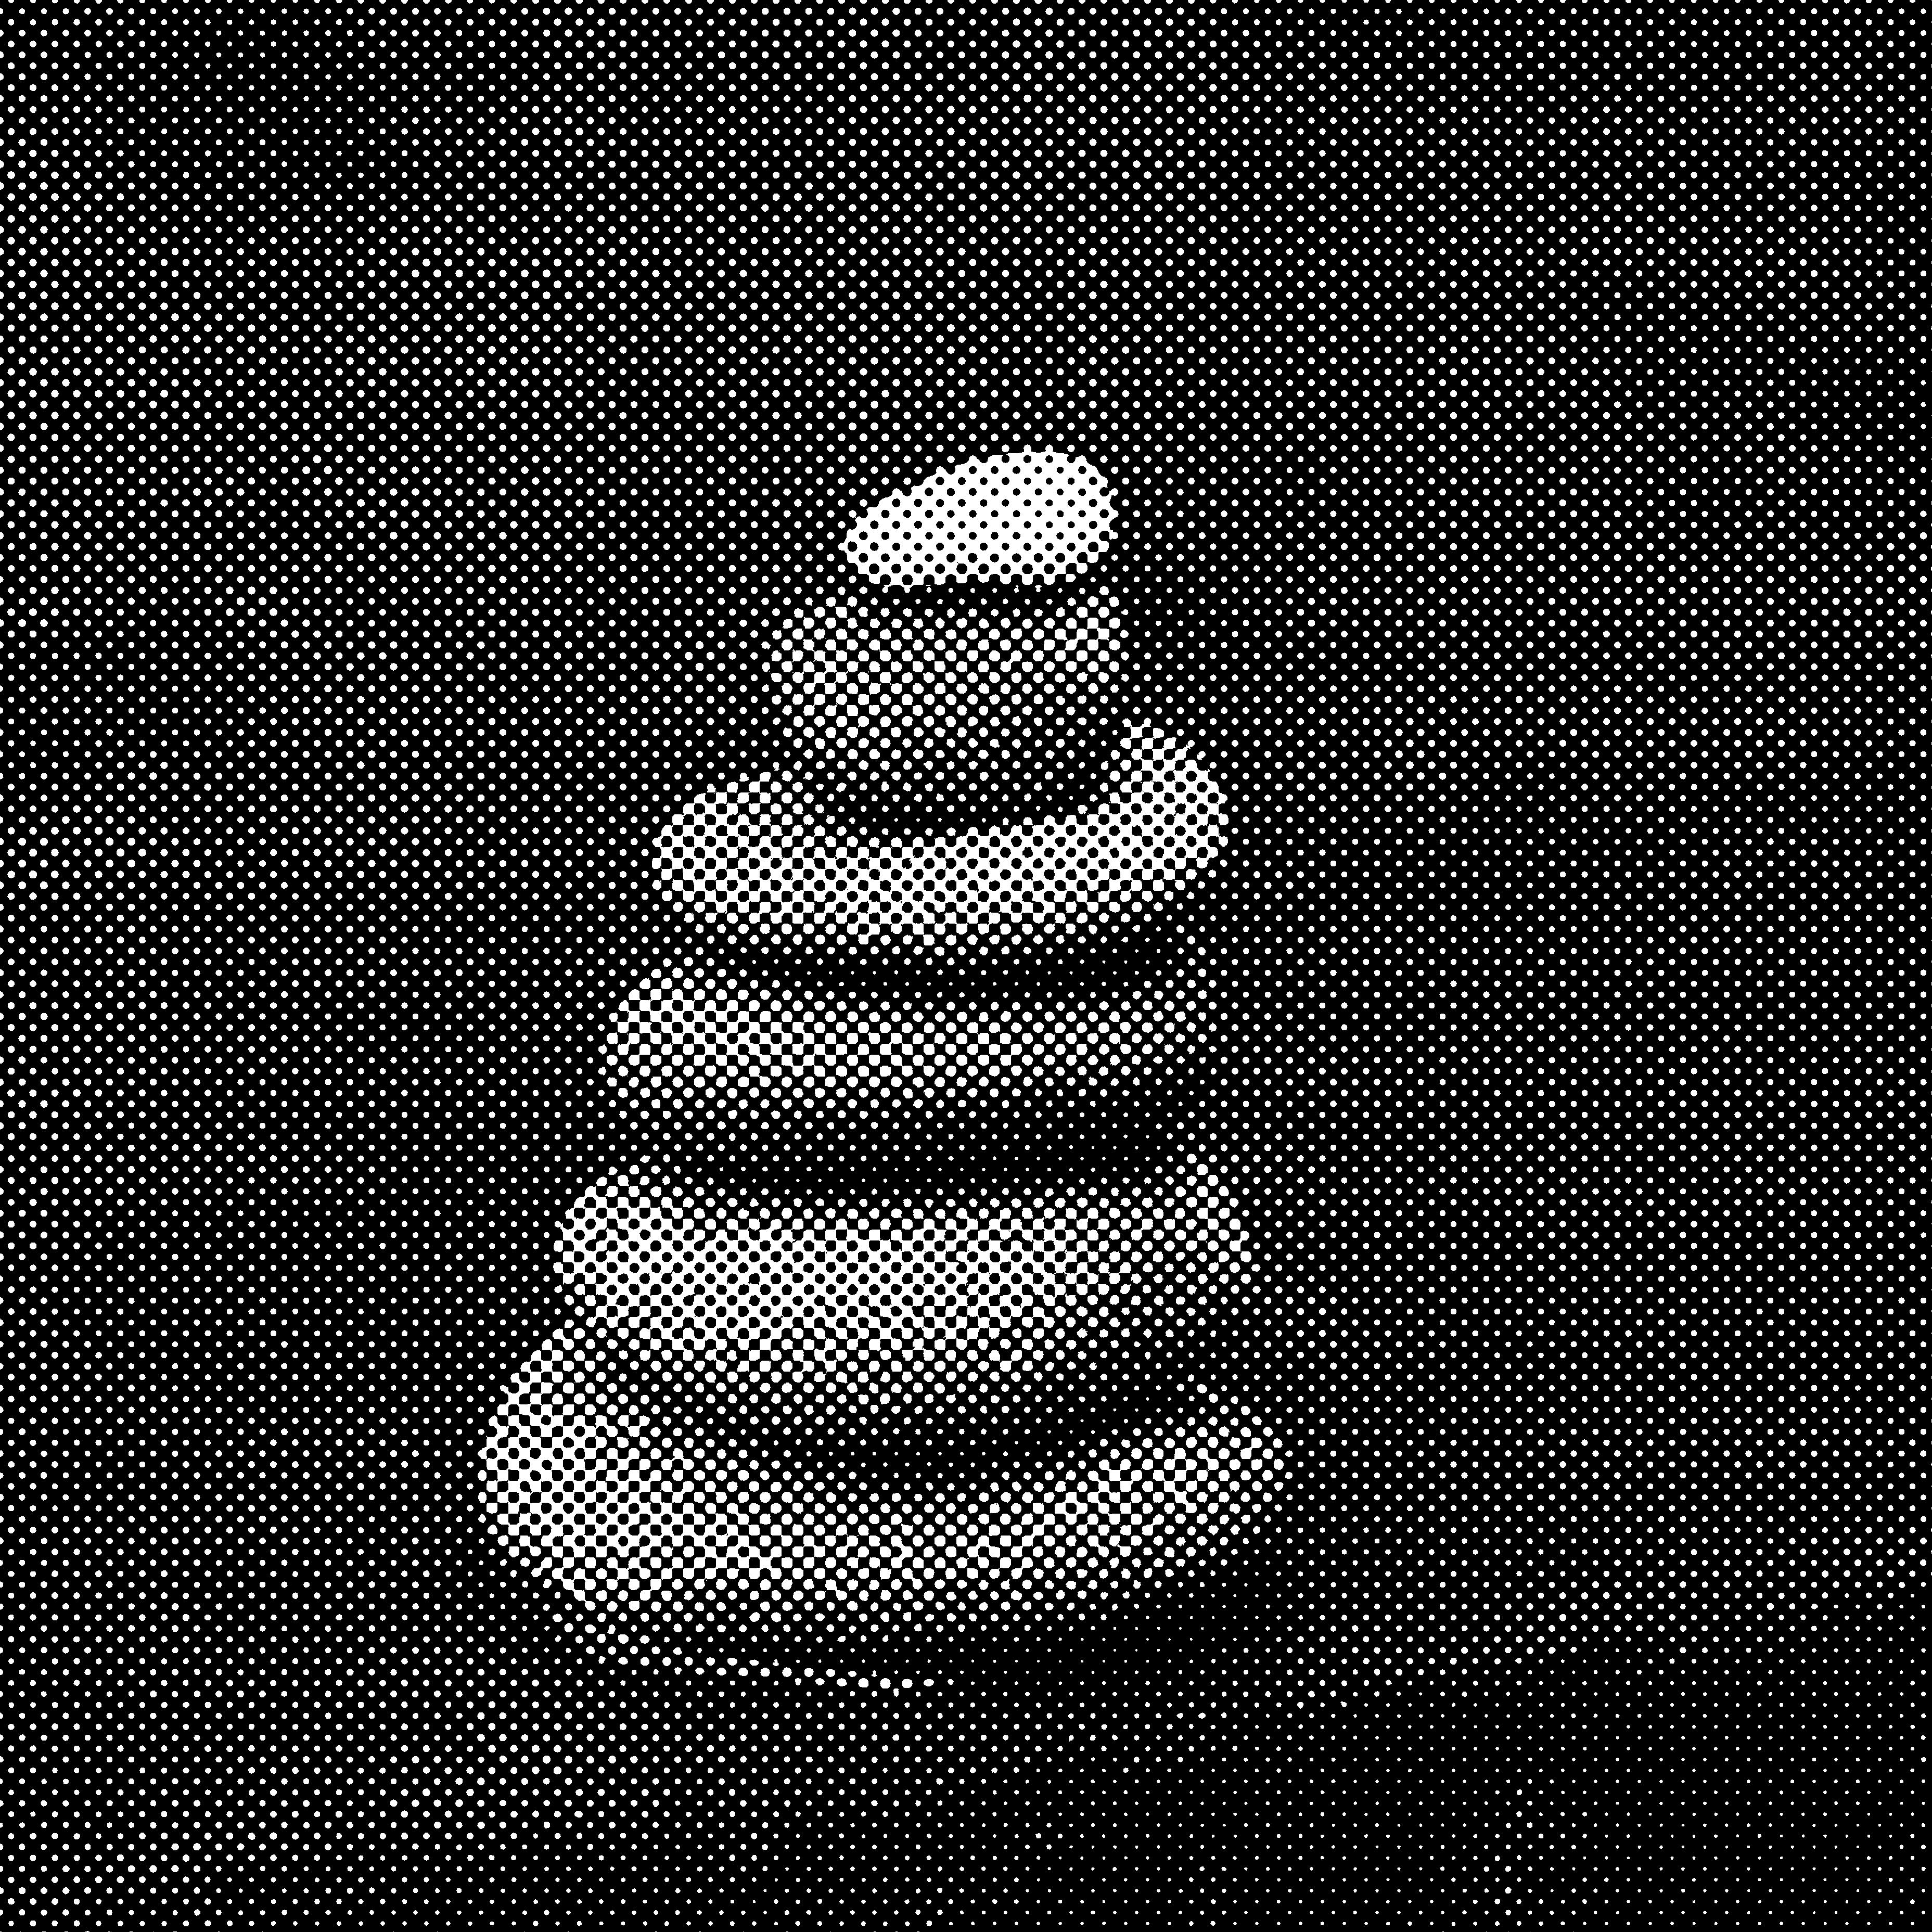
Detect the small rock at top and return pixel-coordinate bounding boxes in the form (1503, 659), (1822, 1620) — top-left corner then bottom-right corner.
(844, 451), (1115, 587)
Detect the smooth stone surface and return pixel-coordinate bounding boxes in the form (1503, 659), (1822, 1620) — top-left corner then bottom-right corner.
(772, 596), (1118, 825)
(654, 724), (1226, 956)
(843, 451), (1115, 586)
(483, 1172), (1274, 1642)
(544, 1167), (1248, 1416)
(603, 964), (1219, 1127)
(483, 1409), (1284, 1639)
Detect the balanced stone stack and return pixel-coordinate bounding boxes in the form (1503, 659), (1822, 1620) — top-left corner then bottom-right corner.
(483, 452), (1284, 1653)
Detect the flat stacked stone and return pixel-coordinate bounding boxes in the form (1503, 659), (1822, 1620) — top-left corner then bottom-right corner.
(483, 453), (1282, 1651)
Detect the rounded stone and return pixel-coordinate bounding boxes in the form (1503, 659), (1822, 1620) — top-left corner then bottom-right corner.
(603, 962), (1220, 1131)
(482, 1170), (1283, 1645)
(843, 450), (1115, 587)
(771, 595), (1119, 826)
(653, 723), (1228, 958)
(549, 1166), (1248, 1420)
(484, 1406), (1284, 1644)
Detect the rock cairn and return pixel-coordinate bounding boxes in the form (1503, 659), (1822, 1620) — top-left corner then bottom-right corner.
(484, 452), (1283, 1654)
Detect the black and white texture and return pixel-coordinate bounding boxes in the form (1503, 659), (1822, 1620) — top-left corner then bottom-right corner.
(2, 4), (1917, 1925)
(842, 451), (1116, 586)
(485, 460), (1273, 1646)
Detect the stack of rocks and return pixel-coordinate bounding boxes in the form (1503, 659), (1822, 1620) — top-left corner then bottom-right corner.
(483, 452), (1284, 1654)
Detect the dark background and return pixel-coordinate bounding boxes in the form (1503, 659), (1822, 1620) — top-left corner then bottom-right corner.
(2, 2), (1915, 1921)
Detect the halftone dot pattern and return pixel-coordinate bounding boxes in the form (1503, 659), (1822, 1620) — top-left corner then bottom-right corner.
(842, 451), (1116, 585)
(1, 2), (1916, 1925)
(498, 451), (1259, 1645)
(775, 594), (1119, 821)
(548, 1173), (1247, 1395)
(485, 1412), (1285, 1642)
(655, 723), (1229, 954)
(604, 966), (1218, 1130)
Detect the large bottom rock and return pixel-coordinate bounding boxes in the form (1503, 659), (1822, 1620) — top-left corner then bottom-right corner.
(481, 1167), (1281, 1645)
(482, 1409), (1284, 1643)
